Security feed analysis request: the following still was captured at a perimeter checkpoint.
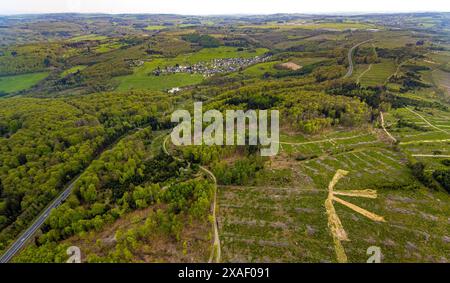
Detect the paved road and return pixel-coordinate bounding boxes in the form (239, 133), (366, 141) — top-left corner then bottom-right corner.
(0, 126), (151, 263)
(0, 175), (81, 263)
(343, 39), (373, 79)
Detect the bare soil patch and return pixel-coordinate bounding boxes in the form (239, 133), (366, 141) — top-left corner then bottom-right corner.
(279, 62), (302, 70)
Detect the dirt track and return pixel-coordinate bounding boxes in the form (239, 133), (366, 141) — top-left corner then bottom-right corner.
(163, 135), (221, 263)
(325, 169), (386, 263)
(380, 111), (397, 143)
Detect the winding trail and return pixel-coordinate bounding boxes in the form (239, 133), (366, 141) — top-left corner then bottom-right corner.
(386, 53), (428, 85)
(380, 111), (397, 143)
(163, 135), (221, 263)
(400, 139), (450, 145)
(357, 64), (372, 84)
(405, 107), (449, 134)
(385, 60), (407, 85)
(201, 166), (221, 263)
(356, 43), (376, 84)
(276, 134), (368, 146)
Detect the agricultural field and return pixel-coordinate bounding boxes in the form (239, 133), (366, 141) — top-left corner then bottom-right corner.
(116, 47), (269, 91)
(144, 25), (168, 31)
(383, 107), (450, 170)
(94, 42), (127, 54)
(60, 65), (87, 78)
(428, 51), (450, 69)
(229, 57), (328, 79)
(68, 34), (109, 42)
(432, 69), (450, 97)
(0, 72), (49, 94)
(351, 64), (371, 82)
(289, 57), (329, 67)
(372, 33), (418, 48)
(116, 71), (204, 91)
(358, 59), (397, 87)
(240, 21), (377, 31)
(230, 61), (281, 78)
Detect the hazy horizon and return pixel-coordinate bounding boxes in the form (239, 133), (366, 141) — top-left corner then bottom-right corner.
(1, 11), (450, 17)
(1, 0), (450, 16)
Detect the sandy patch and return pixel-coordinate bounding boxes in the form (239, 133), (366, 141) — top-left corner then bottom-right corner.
(280, 62), (302, 70)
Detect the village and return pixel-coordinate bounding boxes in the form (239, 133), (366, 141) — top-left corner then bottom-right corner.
(152, 54), (272, 77)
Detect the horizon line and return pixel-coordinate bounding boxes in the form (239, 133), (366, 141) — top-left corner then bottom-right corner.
(1, 11), (450, 17)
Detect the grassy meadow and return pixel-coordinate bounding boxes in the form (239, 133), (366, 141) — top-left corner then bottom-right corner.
(0, 72), (49, 93)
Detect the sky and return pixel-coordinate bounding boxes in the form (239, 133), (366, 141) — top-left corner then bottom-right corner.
(1, 0), (450, 15)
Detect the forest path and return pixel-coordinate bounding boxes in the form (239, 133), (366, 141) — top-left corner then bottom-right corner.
(163, 135), (221, 263)
(380, 111), (397, 143)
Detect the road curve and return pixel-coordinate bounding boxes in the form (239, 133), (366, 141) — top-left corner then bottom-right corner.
(0, 175), (81, 263)
(343, 39), (373, 79)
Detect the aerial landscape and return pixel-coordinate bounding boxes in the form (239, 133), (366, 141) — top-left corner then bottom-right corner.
(0, 5), (449, 264)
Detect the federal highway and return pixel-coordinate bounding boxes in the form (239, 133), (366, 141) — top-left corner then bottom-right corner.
(0, 127), (150, 263)
(0, 175), (81, 263)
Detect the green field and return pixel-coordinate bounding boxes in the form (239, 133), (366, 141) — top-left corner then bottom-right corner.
(290, 57), (328, 67)
(229, 61), (281, 78)
(0, 72), (49, 93)
(60, 65), (87, 78)
(230, 57), (327, 79)
(383, 107), (450, 170)
(372, 34), (417, 48)
(429, 51), (450, 67)
(116, 72), (204, 91)
(116, 47), (269, 91)
(94, 42), (126, 53)
(240, 22), (376, 30)
(359, 59), (397, 87)
(432, 69), (450, 96)
(144, 25), (167, 31)
(351, 64), (371, 81)
(68, 34), (108, 42)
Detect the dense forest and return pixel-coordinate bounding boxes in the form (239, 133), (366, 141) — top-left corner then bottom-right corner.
(0, 91), (175, 252)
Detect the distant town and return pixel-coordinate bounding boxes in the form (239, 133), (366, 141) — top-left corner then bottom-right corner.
(152, 54), (272, 77)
